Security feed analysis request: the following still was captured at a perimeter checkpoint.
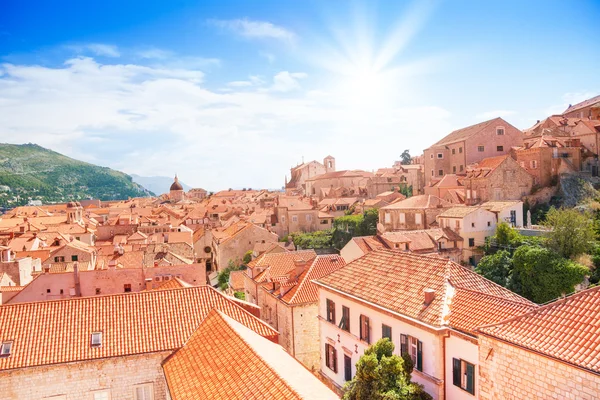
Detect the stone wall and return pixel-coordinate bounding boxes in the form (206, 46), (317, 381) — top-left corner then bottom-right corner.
(292, 304), (321, 371)
(478, 335), (600, 400)
(0, 352), (171, 400)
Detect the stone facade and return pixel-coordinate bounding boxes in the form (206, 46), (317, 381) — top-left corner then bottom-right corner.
(513, 144), (581, 187)
(478, 335), (600, 400)
(213, 225), (278, 270)
(0, 352), (171, 400)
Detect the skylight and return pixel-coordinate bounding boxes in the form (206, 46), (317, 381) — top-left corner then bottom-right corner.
(0, 341), (13, 356)
(91, 332), (102, 347)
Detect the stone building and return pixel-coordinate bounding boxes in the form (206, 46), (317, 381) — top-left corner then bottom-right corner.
(477, 286), (600, 400)
(169, 175), (185, 202)
(461, 155), (533, 204)
(423, 117), (524, 186)
(379, 195), (454, 231)
(285, 156), (334, 195)
(0, 286), (278, 399)
(562, 94), (600, 119)
(258, 254), (346, 370)
(273, 196), (320, 236)
(305, 170), (372, 200)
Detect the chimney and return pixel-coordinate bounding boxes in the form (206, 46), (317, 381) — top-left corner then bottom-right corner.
(73, 262), (81, 296)
(424, 288), (435, 306)
(145, 277), (153, 291)
(293, 259), (308, 278)
(43, 265), (50, 274)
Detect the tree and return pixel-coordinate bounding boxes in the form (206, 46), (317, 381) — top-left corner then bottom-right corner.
(242, 250), (253, 265)
(332, 209), (379, 249)
(344, 338), (432, 400)
(217, 260), (246, 291)
(543, 207), (596, 259)
(290, 229), (333, 249)
(475, 250), (513, 287)
(511, 245), (588, 303)
(399, 185), (413, 198)
(400, 150), (412, 165)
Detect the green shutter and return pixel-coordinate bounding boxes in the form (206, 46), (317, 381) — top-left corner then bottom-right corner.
(417, 340), (423, 371)
(466, 362), (475, 394)
(452, 358), (461, 387)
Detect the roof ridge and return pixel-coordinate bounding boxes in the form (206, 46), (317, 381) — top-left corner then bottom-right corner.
(477, 285), (600, 333)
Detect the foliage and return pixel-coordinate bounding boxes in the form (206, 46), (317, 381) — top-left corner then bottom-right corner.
(290, 229), (333, 249)
(332, 209), (379, 249)
(343, 338), (432, 400)
(475, 250), (513, 287)
(399, 185), (413, 198)
(217, 260), (246, 291)
(484, 222), (542, 255)
(242, 250), (253, 265)
(400, 150), (412, 165)
(543, 207), (595, 259)
(511, 245), (588, 303)
(233, 291), (246, 300)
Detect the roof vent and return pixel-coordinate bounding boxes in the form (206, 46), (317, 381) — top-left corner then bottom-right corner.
(424, 288), (435, 306)
(91, 332), (102, 347)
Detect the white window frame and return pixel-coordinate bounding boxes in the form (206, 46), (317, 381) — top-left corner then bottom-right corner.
(437, 153), (443, 159)
(291, 215), (298, 223)
(134, 383), (154, 400)
(1, 341), (13, 356)
(92, 390), (111, 400)
(409, 336), (418, 364)
(399, 213), (406, 224)
(477, 145), (485, 152)
(384, 213), (391, 224)
(415, 213), (422, 226)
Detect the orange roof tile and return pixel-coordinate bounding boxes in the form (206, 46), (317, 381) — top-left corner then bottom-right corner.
(228, 270), (246, 291)
(563, 94), (600, 114)
(380, 195), (453, 210)
(430, 118), (510, 147)
(249, 250), (317, 283)
(479, 286), (600, 373)
(316, 249), (532, 330)
(281, 255), (346, 305)
(0, 286), (277, 371)
(162, 310), (338, 400)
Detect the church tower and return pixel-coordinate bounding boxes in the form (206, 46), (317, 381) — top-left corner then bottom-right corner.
(324, 155), (336, 173)
(169, 175), (185, 202)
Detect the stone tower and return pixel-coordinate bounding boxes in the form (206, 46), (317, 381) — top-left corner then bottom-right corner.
(66, 201), (83, 224)
(324, 155), (336, 173)
(169, 175), (185, 202)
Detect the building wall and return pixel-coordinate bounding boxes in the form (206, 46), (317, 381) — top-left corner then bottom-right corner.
(214, 226), (278, 270)
(438, 209), (496, 263)
(318, 288), (444, 399)
(0, 352), (171, 400)
(464, 123), (523, 166)
(292, 304), (321, 371)
(478, 335), (600, 400)
(380, 208), (449, 231)
(464, 158), (533, 204)
(444, 333), (480, 400)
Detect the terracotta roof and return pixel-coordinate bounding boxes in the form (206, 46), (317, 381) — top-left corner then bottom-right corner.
(479, 286), (600, 373)
(351, 236), (389, 254)
(480, 201), (521, 213)
(306, 170), (373, 181)
(281, 255), (346, 305)
(228, 270), (246, 291)
(162, 310), (338, 400)
(438, 206), (478, 218)
(153, 277), (194, 291)
(249, 250), (317, 283)
(0, 286), (277, 371)
(316, 249), (532, 332)
(381, 228), (463, 252)
(430, 117), (508, 147)
(563, 94), (600, 114)
(380, 195), (453, 210)
(0, 286), (24, 293)
(431, 174), (464, 188)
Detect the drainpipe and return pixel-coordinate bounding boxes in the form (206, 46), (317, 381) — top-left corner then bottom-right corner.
(291, 306), (296, 358)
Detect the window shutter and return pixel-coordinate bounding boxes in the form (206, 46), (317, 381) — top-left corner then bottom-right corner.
(333, 347), (338, 373)
(325, 344), (330, 368)
(400, 334), (408, 355)
(452, 358), (461, 387)
(365, 317), (370, 343)
(466, 362), (475, 394)
(416, 340), (423, 371)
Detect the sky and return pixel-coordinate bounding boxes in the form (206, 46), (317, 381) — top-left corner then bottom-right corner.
(1, 0), (599, 191)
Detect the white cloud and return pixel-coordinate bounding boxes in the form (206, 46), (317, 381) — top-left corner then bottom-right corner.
(69, 43), (121, 57)
(208, 18), (295, 42)
(475, 110), (516, 120)
(0, 57), (451, 191)
(227, 80), (253, 87)
(137, 48), (171, 59)
(270, 71), (307, 92)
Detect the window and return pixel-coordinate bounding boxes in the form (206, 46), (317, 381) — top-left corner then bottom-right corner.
(292, 215), (298, 223)
(281, 216), (286, 223)
(415, 213), (422, 226)
(496, 127), (505, 135)
(382, 324), (392, 340)
(1, 341), (12, 356)
(359, 315), (370, 343)
(399, 213), (406, 224)
(431, 170), (434, 176)
(487, 221), (491, 227)
(344, 354), (352, 381)
(339, 306), (350, 332)
(134, 384), (154, 400)
(531, 160), (537, 169)
(438, 169), (444, 176)
(95, 288), (101, 295)
(91, 332), (102, 347)
(320, 219), (329, 225)
(71, 255), (78, 262)
(400, 334), (423, 371)
(460, 165), (464, 172)
(453, 166), (456, 173)
(306, 214), (312, 222)
(54, 256), (65, 262)
(471, 222), (475, 228)
(452, 148), (456, 155)
(453, 358), (475, 395)
(437, 153), (443, 159)
(47, 289), (51, 293)
(325, 343), (337, 372)
(520, 161), (525, 168)
(124, 284), (132, 293)
(93, 391), (110, 400)
(430, 154), (434, 159)
(455, 220), (460, 229)
(459, 147), (463, 153)
(384, 213), (391, 224)
(496, 146), (503, 152)
(326, 299), (336, 323)
(477, 146), (484, 152)
(469, 238), (475, 247)
(60, 289), (64, 294)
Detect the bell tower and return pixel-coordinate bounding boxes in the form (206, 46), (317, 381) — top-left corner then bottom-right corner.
(324, 155), (335, 173)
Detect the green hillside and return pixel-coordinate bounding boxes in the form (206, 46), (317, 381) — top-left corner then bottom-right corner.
(0, 143), (154, 208)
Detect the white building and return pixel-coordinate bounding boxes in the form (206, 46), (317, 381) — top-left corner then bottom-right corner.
(314, 249), (536, 399)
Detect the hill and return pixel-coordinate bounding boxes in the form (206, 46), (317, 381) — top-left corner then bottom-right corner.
(0, 143), (153, 208)
(130, 174), (192, 196)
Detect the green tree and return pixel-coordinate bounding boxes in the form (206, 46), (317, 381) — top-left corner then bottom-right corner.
(400, 150), (412, 165)
(475, 250), (513, 287)
(332, 209), (379, 249)
(217, 260), (245, 291)
(290, 229), (333, 249)
(511, 245), (588, 303)
(543, 207), (596, 259)
(242, 250), (253, 265)
(344, 338), (432, 400)
(399, 185), (413, 198)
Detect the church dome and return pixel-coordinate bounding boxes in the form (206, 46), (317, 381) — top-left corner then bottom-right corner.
(170, 176), (183, 191)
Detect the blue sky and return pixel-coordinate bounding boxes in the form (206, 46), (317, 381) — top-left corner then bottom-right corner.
(1, 0), (599, 191)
